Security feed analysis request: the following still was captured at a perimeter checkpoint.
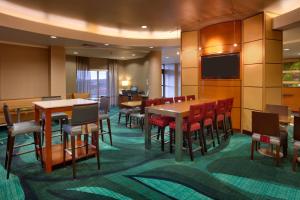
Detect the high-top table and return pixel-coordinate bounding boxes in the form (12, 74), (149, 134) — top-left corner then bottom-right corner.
(33, 98), (97, 173)
(144, 98), (216, 162)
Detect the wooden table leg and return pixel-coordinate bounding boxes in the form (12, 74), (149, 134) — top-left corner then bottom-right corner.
(175, 113), (183, 162)
(34, 106), (40, 123)
(144, 109), (151, 149)
(44, 109), (53, 173)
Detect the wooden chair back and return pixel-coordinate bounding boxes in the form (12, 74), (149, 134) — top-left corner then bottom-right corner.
(294, 116), (300, 141)
(252, 111), (280, 137)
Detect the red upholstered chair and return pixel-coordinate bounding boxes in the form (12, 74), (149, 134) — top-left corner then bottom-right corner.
(169, 104), (205, 160)
(174, 96), (186, 103)
(215, 99), (228, 143)
(186, 95), (196, 101)
(202, 102), (217, 152)
(162, 97), (174, 104)
(147, 98), (171, 151)
(225, 98), (234, 135)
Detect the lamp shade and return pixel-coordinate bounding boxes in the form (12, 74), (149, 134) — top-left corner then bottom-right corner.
(121, 80), (129, 86)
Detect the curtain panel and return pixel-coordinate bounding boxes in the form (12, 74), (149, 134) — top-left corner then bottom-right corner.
(76, 56), (90, 93)
(108, 59), (119, 106)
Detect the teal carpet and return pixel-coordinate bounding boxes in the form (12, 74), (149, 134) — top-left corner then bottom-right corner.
(1, 108), (300, 200)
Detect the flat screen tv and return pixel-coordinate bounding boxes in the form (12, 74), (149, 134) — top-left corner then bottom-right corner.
(201, 53), (240, 79)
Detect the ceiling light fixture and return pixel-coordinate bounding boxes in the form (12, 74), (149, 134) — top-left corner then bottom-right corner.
(141, 25), (148, 29)
(132, 54), (136, 56)
(73, 51), (78, 55)
(165, 56), (169, 59)
(104, 43), (109, 46)
(199, 47), (202, 50)
(233, 43), (238, 47)
(176, 51), (180, 55)
(149, 46), (154, 49)
(283, 48), (290, 51)
(50, 35), (57, 39)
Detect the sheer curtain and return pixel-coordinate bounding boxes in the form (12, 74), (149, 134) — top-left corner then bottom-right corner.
(108, 59), (119, 106)
(76, 56), (90, 93)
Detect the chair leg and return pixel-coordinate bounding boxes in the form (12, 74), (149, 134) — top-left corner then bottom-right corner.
(125, 114), (129, 127)
(210, 126), (215, 147)
(157, 127), (160, 140)
(229, 117), (233, 135)
(187, 132), (194, 161)
(198, 130), (204, 155)
(161, 127), (165, 152)
(5, 135), (10, 169)
(99, 120), (104, 141)
(71, 135), (76, 179)
(107, 118), (112, 146)
(215, 121), (220, 145)
(63, 132), (67, 166)
(202, 127), (207, 152)
(129, 116), (132, 128)
(169, 129), (173, 153)
(60, 119), (63, 141)
(84, 134), (88, 155)
(7, 136), (15, 179)
(251, 140), (255, 160)
(33, 132), (39, 160)
(118, 113), (121, 125)
(94, 131), (100, 170)
(38, 132), (44, 168)
(275, 145), (280, 166)
(293, 148), (298, 171)
(222, 119), (227, 140)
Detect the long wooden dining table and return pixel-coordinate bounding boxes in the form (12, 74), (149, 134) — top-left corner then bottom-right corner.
(144, 98), (217, 162)
(33, 98), (97, 173)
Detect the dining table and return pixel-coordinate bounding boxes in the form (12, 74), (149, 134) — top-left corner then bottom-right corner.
(144, 98), (217, 162)
(33, 98), (97, 173)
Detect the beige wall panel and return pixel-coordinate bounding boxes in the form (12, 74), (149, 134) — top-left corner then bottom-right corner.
(50, 46), (66, 99)
(243, 64), (263, 87)
(265, 40), (282, 64)
(200, 80), (241, 87)
(65, 55), (77, 98)
(242, 108), (255, 132)
(265, 13), (282, 40)
(181, 50), (199, 68)
(181, 31), (198, 51)
(182, 86), (199, 99)
(282, 87), (300, 111)
(199, 86), (241, 107)
(243, 13), (263, 42)
(265, 64), (282, 87)
(265, 87), (282, 106)
(0, 43), (49, 99)
(182, 68), (199, 86)
(243, 40), (263, 64)
(243, 87), (263, 110)
(147, 51), (162, 98)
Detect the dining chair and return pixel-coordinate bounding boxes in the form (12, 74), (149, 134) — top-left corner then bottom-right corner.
(169, 104), (205, 160)
(215, 99), (228, 143)
(72, 92), (90, 99)
(99, 96), (112, 145)
(62, 103), (100, 179)
(41, 96), (69, 143)
(174, 96), (186, 103)
(129, 99), (146, 130)
(162, 97), (174, 104)
(186, 95), (196, 101)
(202, 102), (217, 152)
(225, 98), (234, 135)
(251, 111), (282, 166)
(293, 116), (300, 171)
(3, 104), (43, 179)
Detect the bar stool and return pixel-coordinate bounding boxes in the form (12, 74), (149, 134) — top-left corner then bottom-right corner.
(202, 102), (217, 152)
(3, 104), (43, 179)
(186, 95), (196, 101)
(62, 103), (100, 179)
(41, 96), (69, 143)
(98, 96), (112, 145)
(174, 96), (186, 103)
(169, 104), (205, 160)
(215, 99), (228, 143)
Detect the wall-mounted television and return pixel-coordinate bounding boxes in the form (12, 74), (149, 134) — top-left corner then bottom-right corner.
(201, 53), (240, 79)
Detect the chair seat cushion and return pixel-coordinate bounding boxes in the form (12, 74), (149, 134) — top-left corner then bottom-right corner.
(99, 113), (109, 120)
(149, 116), (169, 127)
(63, 124), (98, 135)
(225, 111), (231, 117)
(10, 121), (41, 136)
(204, 118), (213, 126)
(252, 133), (280, 145)
(295, 140), (300, 149)
(42, 112), (68, 121)
(216, 114), (224, 122)
(169, 121), (201, 132)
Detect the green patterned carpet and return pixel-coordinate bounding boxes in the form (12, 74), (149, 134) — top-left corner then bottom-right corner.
(1, 108), (300, 200)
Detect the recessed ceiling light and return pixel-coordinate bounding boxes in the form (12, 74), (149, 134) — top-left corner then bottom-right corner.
(199, 47), (202, 50)
(73, 51), (78, 55)
(149, 46), (154, 49)
(176, 51), (180, 55)
(233, 43), (238, 47)
(141, 25), (148, 29)
(217, 51), (222, 54)
(50, 35), (57, 39)
(104, 43), (109, 46)
(132, 54), (136, 56)
(283, 48), (290, 51)
(165, 56), (169, 59)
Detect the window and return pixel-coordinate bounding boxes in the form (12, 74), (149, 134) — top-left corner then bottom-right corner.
(162, 64), (176, 97)
(89, 69), (109, 98)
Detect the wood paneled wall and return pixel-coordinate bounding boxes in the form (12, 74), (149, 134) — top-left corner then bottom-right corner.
(242, 13), (282, 131)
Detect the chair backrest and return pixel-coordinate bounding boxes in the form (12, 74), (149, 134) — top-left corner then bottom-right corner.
(174, 96), (186, 103)
(294, 116), (300, 141)
(72, 92), (90, 99)
(162, 97), (174, 104)
(265, 104), (289, 118)
(204, 102), (216, 119)
(252, 111), (279, 137)
(186, 95), (196, 101)
(41, 96), (62, 101)
(140, 99), (147, 114)
(154, 98), (164, 105)
(99, 96), (110, 114)
(3, 104), (13, 127)
(71, 103), (98, 126)
(188, 104), (205, 124)
(132, 95), (142, 101)
(216, 99), (227, 115)
(225, 98), (234, 113)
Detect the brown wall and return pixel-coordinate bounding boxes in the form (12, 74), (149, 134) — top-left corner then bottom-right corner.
(66, 55), (77, 98)
(0, 43), (49, 99)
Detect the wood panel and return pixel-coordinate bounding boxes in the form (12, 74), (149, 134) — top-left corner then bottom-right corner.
(199, 80), (241, 87)
(181, 50), (199, 68)
(243, 64), (263, 87)
(265, 64), (282, 87)
(243, 13), (263, 42)
(265, 39), (283, 63)
(243, 87), (263, 110)
(243, 40), (263, 64)
(181, 86), (199, 99)
(201, 44), (241, 56)
(282, 87), (300, 111)
(265, 88), (282, 105)
(182, 31), (199, 50)
(182, 68), (199, 85)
